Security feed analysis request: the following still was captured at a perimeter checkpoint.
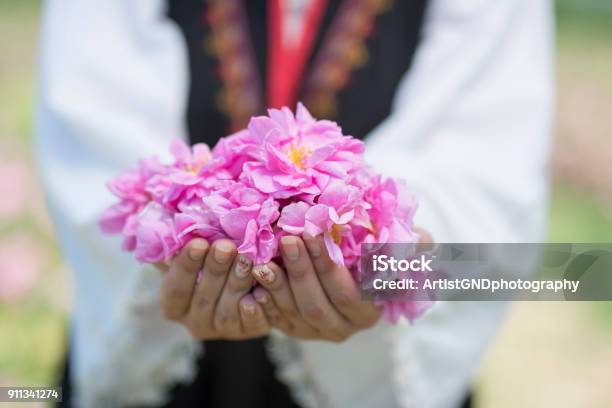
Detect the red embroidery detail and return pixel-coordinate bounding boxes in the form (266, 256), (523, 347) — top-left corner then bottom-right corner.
(267, 0), (328, 109)
(301, 0), (393, 119)
(204, 0), (264, 131)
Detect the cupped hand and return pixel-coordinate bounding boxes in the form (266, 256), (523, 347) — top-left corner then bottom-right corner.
(249, 235), (382, 342)
(158, 238), (270, 340)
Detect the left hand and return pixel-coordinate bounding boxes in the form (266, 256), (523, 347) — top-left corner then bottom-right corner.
(157, 238), (270, 340)
(249, 235), (382, 342)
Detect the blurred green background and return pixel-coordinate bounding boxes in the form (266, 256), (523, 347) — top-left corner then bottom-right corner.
(0, 1), (611, 407)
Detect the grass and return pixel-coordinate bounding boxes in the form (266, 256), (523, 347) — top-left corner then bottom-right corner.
(548, 185), (612, 327)
(0, 0), (66, 388)
(0, 0), (39, 148)
(548, 185), (612, 242)
(0, 299), (66, 385)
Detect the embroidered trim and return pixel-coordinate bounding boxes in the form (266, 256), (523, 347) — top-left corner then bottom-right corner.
(266, 332), (330, 408)
(203, 0), (393, 126)
(204, 0), (264, 131)
(390, 320), (425, 408)
(75, 266), (202, 407)
(302, 0), (393, 119)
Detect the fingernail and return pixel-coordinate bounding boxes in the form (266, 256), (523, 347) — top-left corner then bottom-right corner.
(303, 235), (321, 258)
(189, 241), (208, 261)
(281, 236), (300, 261)
(242, 302), (256, 316)
(214, 241), (233, 264)
(253, 265), (275, 285)
(234, 255), (252, 279)
(254, 293), (268, 304)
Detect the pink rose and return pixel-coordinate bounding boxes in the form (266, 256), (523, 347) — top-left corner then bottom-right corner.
(134, 203), (181, 263)
(100, 104), (427, 323)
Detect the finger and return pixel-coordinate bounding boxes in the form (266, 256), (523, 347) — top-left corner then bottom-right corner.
(227, 254), (255, 292)
(252, 262), (301, 322)
(186, 239), (235, 335)
(252, 286), (294, 333)
(415, 227), (434, 252)
(303, 234), (382, 328)
(239, 294), (269, 338)
(160, 239), (209, 321)
(154, 260), (170, 274)
(280, 236), (351, 336)
(214, 254), (254, 337)
(254, 287), (318, 339)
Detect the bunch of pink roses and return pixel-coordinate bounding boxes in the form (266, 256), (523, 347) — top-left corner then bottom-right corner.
(100, 104), (427, 322)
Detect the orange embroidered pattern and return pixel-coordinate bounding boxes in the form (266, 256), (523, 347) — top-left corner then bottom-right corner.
(204, 0), (264, 131)
(302, 0), (393, 119)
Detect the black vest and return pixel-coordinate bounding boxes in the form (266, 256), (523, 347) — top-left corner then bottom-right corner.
(167, 0), (428, 145)
(161, 1), (429, 407)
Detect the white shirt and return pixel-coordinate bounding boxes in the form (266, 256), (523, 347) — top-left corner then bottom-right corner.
(35, 0), (554, 407)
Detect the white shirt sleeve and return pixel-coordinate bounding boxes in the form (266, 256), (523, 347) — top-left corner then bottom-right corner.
(363, 0), (554, 406)
(289, 1), (554, 408)
(366, 0), (554, 244)
(35, 1), (200, 406)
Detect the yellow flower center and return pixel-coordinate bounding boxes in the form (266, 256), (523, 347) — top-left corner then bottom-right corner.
(186, 156), (210, 175)
(288, 145), (307, 169)
(187, 164), (199, 175)
(368, 222), (377, 235)
(331, 224), (343, 245)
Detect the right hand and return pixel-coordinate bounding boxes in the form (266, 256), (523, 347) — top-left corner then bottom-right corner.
(157, 238), (270, 340)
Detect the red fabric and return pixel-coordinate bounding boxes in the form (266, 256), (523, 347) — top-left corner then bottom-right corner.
(267, 0), (327, 109)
